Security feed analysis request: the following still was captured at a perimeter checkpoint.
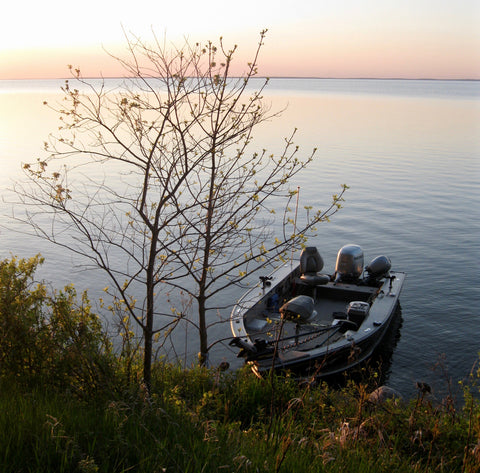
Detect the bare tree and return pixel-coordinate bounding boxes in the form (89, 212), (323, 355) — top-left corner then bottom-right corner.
(14, 30), (346, 388)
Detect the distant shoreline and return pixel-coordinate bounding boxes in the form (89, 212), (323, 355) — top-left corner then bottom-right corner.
(1, 76), (479, 82)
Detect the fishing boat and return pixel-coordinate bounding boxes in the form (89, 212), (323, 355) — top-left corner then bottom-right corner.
(229, 244), (406, 377)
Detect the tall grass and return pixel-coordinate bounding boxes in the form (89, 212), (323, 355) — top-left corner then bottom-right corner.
(0, 380), (232, 473)
(2, 364), (479, 473)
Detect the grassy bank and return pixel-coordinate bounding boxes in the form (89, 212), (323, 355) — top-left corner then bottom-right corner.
(1, 364), (479, 473)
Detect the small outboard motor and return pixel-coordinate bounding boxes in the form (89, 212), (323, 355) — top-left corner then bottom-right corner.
(334, 244), (364, 283)
(365, 255), (391, 283)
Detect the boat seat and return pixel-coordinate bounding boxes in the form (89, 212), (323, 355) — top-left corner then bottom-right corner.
(299, 247), (330, 286)
(280, 295), (316, 324)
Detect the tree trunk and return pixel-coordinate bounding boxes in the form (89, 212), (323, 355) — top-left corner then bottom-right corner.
(197, 293), (208, 366)
(143, 230), (157, 393)
(143, 325), (152, 392)
(143, 275), (154, 392)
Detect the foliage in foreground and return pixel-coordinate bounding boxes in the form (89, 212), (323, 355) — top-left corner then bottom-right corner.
(1, 365), (480, 473)
(0, 255), (115, 396)
(1, 255), (479, 472)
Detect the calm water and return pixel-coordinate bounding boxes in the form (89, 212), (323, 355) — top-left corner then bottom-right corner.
(1, 78), (479, 399)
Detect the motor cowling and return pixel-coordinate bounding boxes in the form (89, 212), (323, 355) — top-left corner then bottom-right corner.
(365, 255), (391, 279)
(334, 244), (364, 283)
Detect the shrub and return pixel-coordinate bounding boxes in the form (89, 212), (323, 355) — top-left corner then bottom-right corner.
(0, 255), (115, 396)
(0, 255), (47, 380)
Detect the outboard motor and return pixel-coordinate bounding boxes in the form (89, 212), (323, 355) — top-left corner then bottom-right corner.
(365, 255), (391, 284)
(334, 244), (364, 283)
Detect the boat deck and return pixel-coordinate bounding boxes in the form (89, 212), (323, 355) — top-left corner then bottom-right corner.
(244, 282), (380, 352)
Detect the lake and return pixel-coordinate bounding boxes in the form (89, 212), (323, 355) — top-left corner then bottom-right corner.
(1, 78), (479, 399)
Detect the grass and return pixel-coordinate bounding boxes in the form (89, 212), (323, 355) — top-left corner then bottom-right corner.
(1, 364), (479, 473)
(0, 380), (224, 472)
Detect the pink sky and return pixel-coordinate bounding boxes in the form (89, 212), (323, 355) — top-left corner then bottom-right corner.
(1, 0), (479, 80)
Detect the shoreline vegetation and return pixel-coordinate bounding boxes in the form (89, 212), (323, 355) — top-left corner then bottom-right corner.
(1, 256), (479, 472)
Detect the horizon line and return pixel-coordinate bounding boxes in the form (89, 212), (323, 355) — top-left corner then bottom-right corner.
(1, 76), (479, 82)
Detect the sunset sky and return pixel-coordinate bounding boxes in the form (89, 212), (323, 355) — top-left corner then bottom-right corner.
(1, 0), (479, 80)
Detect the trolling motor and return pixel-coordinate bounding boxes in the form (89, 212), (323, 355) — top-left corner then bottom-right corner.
(229, 337), (274, 360)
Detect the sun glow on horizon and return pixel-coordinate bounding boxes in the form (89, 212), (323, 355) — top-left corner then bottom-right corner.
(1, 0), (479, 80)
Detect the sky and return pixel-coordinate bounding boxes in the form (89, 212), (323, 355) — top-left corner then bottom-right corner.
(1, 0), (479, 80)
